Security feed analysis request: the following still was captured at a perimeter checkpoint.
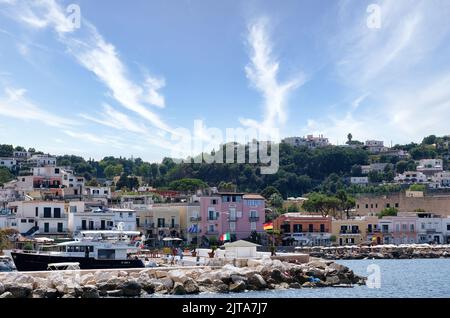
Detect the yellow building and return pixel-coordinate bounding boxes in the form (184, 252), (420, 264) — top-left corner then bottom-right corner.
(136, 204), (187, 246)
(332, 216), (379, 246)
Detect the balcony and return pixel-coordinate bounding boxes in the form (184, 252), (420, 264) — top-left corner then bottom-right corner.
(340, 230), (361, 234)
(40, 214), (67, 219)
(190, 216), (202, 222)
(249, 216), (260, 222)
(206, 230), (219, 235)
(228, 216), (237, 222)
(207, 217), (218, 221)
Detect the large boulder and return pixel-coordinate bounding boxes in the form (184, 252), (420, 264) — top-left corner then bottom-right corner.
(80, 273), (95, 286)
(160, 277), (174, 290)
(168, 270), (189, 284)
(6, 283), (33, 298)
(183, 279), (199, 294)
(230, 274), (247, 284)
(247, 274), (266, 290)
(119, 280), (141, 297)
(229, 281), (246, 293)
(308, 261), (327, 270)
(0, 292), (14, 298)
(81, 285), (99, 298)
(172, 282), (186, 295)
(212, 280), (229, 293)
(0, 282), (4, 294)
(325, 276), (340, 286)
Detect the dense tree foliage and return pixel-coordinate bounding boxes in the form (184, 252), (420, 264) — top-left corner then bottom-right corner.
(2, 134), (449, 198)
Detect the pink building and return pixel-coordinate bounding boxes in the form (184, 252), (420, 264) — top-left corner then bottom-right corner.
(383, 215), (417, 244)
(199, 192), (265, 242)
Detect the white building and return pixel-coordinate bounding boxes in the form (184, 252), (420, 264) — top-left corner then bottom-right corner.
(0, 158), (16, 169)
(186, 204), (201, 244)
(84, 186), (111, 199)
(350, 177), (369, 185)
(416, 215), (444, 244)
(68, 203), (115, 233)
(282, 135), (330, 149)
(430, 171), (450, 188)
(417, 159), (443, 175)
(365, 140), (388, 153)
(8, 200), (68, 235)
(28, 154), (57, 167)
(110, 208), (137, 231)
(0, 209), (16, 229)
(0, 188), (20, 203)
(394, 171), (429, 183)
(361, 163), (389, 175)
(13, 151), (32, 159)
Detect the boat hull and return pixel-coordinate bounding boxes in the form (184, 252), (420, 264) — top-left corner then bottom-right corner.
(11, 252), (144, 271)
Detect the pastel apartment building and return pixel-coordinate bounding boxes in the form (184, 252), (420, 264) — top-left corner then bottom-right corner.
(332, 216), (379, 245)
(199, 193), (265, 242)
(7, 200), (68, 236)
(273, 214), (332, 246)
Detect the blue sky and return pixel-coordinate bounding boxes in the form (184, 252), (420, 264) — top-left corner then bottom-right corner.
(1, 0), (450, 162)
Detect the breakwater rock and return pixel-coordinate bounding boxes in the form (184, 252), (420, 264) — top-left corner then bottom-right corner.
(0, 259), (365, 298)
(296, 245), (450, 260)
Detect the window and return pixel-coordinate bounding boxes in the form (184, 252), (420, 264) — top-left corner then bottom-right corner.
(375, 204), (378, 208)
(208, 224), (215, 232)
(421, 223), (425, 229)
(21, 219), (27, 223)
(395, 224), (400, 232)
(247, 200), (261, 207)
(211, 199), (217, 205)
(402, 224), (407, 231)
(320, 224), (325, 232)
(232, 196), (236, 202)
(447, 224), (450, 231)
(43, 207), (51, 218)
(70, 206), (77, 213)
(44, 223), (49, 233)
(386, 203), (391, 208)
(357, 204), (359, 209)
(395, 203), (399, 208)
(410, 224), (415, 232)
(293, 224), (302, 232)
(28, 219), (34, 223)
(54, 208), (61, 218)
(308, 224), (313, 232)
(128, 212), (132, 217)
(57, 223), (63, 232)
(208, 209), (216, 220)
(157, 218), (165, 228)
(35, 207), (38, 217)
(250, 222), (256, 231)
(55, 168), (60, 174)
(365, 204), (369, 209)
(230, 222), (236, 232)
(370, 204), (373, 208)
(249, 210), (258, 218)
(171, 218), (175, 228)
(136, 218), (140, 227)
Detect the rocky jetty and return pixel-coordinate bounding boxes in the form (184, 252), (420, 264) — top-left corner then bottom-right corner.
(0, 259), (365, 298)
(299, 245), (450, 260)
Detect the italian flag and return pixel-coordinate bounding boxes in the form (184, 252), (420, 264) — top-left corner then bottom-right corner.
(263, 222), (274, 231)
(220, 232), (230, 241)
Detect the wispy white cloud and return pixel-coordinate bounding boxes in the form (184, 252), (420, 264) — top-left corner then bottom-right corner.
(0, 87), (76, 128)
(2, 0), (172, 134)
(308, 0), (450, 144)
(79, 103), (149, 135)
(62, 129), (125, 148)
(240, 17), (305, 135)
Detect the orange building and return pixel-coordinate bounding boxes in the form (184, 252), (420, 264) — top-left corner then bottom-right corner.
(273, 213), (332, 246)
